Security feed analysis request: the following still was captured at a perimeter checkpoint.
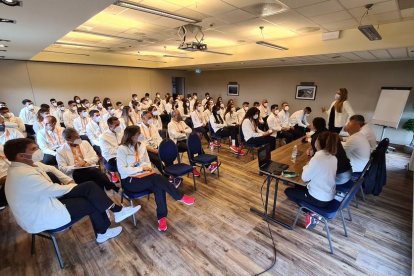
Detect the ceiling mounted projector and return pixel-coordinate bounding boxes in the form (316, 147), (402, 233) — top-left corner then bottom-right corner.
(358, 3), (382, 41)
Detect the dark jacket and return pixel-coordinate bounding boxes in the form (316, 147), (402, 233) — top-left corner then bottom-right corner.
(363, 138), (389, 195)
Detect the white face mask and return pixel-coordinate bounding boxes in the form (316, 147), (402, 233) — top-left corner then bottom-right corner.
(28, 104), (34, 110)
(193, 96), (197, 100)
(114, 126), (122, 133)
(253, 114), (259, 119)
(134, 97), (138, 101)
(107, 101), (111, 105)
(220, 104), (225, 108)
(109, 109), (115, 115)
(60, 106), (65, 111)
(73, 138), (82, 145)
(284, 106), (289, 111)
(152, 111), (158, 116)
(147, 119), (154, 125)
(94, 116), (101, 123)
(71, 106), (77, 111)
(335, 94), (341, 100)
(24, 149), (44, 163)
(51, 102), (57, 107)
(156, 94), (160, 98)
(46, 125), (54, 131)
(76, 100), (80, 104)
(186, 102), (190, 106)
(97, 103), (103, 108)
(137, 134), (145, 142)
(119, 105), (124, 110)
(82, 111), (88, 118)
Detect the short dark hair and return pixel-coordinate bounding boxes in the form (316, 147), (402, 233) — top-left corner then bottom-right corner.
(242, 102), (249, 106)
(205, 93), (209, 96)
(62, 127), (78, 141)
(77, 107), (86, 113)
(22, 99), (32, 105)
(270, 104), (278, 111)
(68, 100), (75, 105)
(107, 116), (119, 126)
(50, 98), (56, 102)
(132, 93), (137, 97)
(89, 110), (99, 117)
(45, 115), (57, 124)
(253, 101), (260, 106)
(116, 101), (122, 106)
(349, 115), (365, 126)
(4, 138), (36, 161)
(145, 93), (150, 97)
(304, 107), (312, 113)
(192, 92), (197, 96)
(141, 110), (151, 119)
(57, 101), (64, 106)
(0, 107), (9, 112)
(312, 117), (326, 132)
(40, 104), (50, 109)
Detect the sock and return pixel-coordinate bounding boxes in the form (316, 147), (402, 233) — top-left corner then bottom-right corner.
(110, 204), (122, 213)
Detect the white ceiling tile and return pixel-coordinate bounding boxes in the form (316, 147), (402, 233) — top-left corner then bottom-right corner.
(264, 10), (319, 31)
(296, 0), (344, 17)
(354, 50), (377, 59)
(310, 10), (352, 24)
(221, 0), (269, 9)
(387, 48), (408, 59)
(187, 0), (236, 16)
(321, 18), (358, 31)
(369, 49), (392, 59)
(174, 7), (211, 20)
(366, 11), (401, 24)
(279, 0), (327, 9)
(348, 1), (399, 19)
(214, 9), (257, 24)
(338, 0), (389, 9)
(339, 52), (363, 60)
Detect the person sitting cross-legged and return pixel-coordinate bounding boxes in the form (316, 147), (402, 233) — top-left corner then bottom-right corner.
(4, 138), (140, 243)
(117, 126), (195, 232)
(56, 128), (119, 192)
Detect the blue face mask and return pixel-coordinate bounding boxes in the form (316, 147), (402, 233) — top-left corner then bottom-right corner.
(0, 124), (5, 132)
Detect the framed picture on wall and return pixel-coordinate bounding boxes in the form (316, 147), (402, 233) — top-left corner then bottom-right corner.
(295, 85), (317, 100)
(227, 82), (239, 96)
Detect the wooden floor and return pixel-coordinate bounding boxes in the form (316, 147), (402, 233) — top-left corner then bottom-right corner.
(0, 144), (412, 275)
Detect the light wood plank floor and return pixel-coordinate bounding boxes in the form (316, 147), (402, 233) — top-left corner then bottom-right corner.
(0, 145), (412, 275)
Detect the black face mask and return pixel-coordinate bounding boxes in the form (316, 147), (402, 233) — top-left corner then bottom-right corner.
(0, 124), (5, 132)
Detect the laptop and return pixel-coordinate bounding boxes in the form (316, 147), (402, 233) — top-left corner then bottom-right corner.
(258, 144), (289, 175)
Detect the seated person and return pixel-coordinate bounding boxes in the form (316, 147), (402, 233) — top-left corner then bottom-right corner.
(0, 107), (25, 133)
(224, 103), (239, 126)
(4, 138), (140, 243)
(290, 107), (312, 137)
(343, 115), (371, 178)
(148, 105), (166, 138)
(99, 117), (123, 182)
(114, 101), (123, 118)
(63, 100), (79, 129)
(0, 117), (25, 145)
(237, 102), (249, 123)
(277, 102), (299, 141)
(190, 101), (213, 147)
(354, 115), (377, 151)
(103, 104), (117, 125)
(285, 131), (338, 229)
(116, 126), (195, 232)
(241, 107), (275, 151)
(33, 108), (50, 134)
(56, 128), (119, 192)
(53, 101), (66, 128)
(309, 117), (352, 185)
(210, 105), (244, 155)
(119, 106), (137, 129)
(36, 115), (65, 166)
(86, 110), (107, 155)
(167, 110), (192, 152)
(258, 99), (270, 122)
(73, 107), (91, 143)
(19, 99), (37, 137)
(266, 104), (280, 139)
(139, 111), (164, 174)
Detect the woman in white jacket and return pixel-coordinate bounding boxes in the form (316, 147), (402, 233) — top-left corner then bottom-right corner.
(56, 127), (119, 192)
(322, 88), (354, 133)
(284, 131), (338, 229)
(116, 125), (195, 232)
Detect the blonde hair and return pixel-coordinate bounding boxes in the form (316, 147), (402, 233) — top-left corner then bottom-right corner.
(335, 88), (348, 113)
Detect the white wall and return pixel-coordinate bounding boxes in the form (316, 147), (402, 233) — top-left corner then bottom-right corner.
(187, 61), (414, 145)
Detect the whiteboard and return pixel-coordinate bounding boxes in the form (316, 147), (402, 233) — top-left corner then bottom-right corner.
(371, 87), (411, 128)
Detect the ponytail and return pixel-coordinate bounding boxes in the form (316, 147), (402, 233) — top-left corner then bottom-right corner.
(317, 131), (338, 155)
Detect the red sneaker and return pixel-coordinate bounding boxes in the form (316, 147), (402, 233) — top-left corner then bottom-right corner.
(158, 217), (167, 232)
(229, 145), (239, 153)
(178, 194), (195, 206)
(193, 167), (200, 177)
(110, 172), (119, 183)
(238, 149), (247, 156)
(208, 162), (218, 173)
(305, 213), (312, 229)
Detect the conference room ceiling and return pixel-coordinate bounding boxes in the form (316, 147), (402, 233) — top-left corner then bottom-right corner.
(2, 0), (414, 70)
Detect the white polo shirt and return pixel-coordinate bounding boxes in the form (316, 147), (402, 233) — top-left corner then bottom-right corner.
(342, 131), (371, 172)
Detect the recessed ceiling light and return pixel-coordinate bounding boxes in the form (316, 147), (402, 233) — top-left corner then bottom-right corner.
(1, 0), (22, 7)
(0, 18), (16, 23)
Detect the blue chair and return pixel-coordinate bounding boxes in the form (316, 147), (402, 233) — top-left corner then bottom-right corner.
(187, 132), (220, 185)
(31, 217), (84, 269)
(291, 178), (365, 254)
(158, 138), (196, 190)
(120, 188), (151, 226)
(239, 126), (259, 160)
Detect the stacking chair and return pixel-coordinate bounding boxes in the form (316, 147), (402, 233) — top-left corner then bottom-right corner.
(31, 217), (84, 269)
(239, 126), (260, 160)
(187, 132), (220, 185)
(158, 138), (196, 190)
(292, 178), (365, 254)
(120, 189), (151, 226)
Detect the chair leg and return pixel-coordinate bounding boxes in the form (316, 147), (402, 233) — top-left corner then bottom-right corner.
(217, 163), (220, 178)
(347, 207), (352, 221)
(31, 234), (36, 255)
(323, 219), (334, 254)
(50, 234), (64, 269)
(354, 195), (359, 208)
(292, 207), (304, 229)
(360, 186), (366, 201)
(203, 166), (207, 184)
(340, 210), (348, 237)
(192, 172), (196, 191)
(130, 199), (137, 226)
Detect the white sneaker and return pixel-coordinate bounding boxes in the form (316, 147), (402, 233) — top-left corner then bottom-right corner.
(96, 226), (122, 244)
(113, 205), (141, 223)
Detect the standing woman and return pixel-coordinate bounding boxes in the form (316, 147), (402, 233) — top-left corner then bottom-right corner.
(322, 88), (354, 133)
(116, 126), (195, 232)
(241, 107), (275, 151)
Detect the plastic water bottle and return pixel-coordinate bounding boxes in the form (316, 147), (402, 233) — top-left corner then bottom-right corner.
(291, 145), (298, 162)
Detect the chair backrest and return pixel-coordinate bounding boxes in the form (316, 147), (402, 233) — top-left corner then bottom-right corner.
(360, 157), (373, 180)
(187, 132), (203, 161)
(339, 177), (364, 209)
(158, 138), (178, 167)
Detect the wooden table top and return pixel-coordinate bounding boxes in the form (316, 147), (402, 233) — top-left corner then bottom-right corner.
(267, 137), (312, 186)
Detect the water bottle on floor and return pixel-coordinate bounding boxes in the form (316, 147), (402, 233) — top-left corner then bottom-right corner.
(291, 145), (298, 162)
